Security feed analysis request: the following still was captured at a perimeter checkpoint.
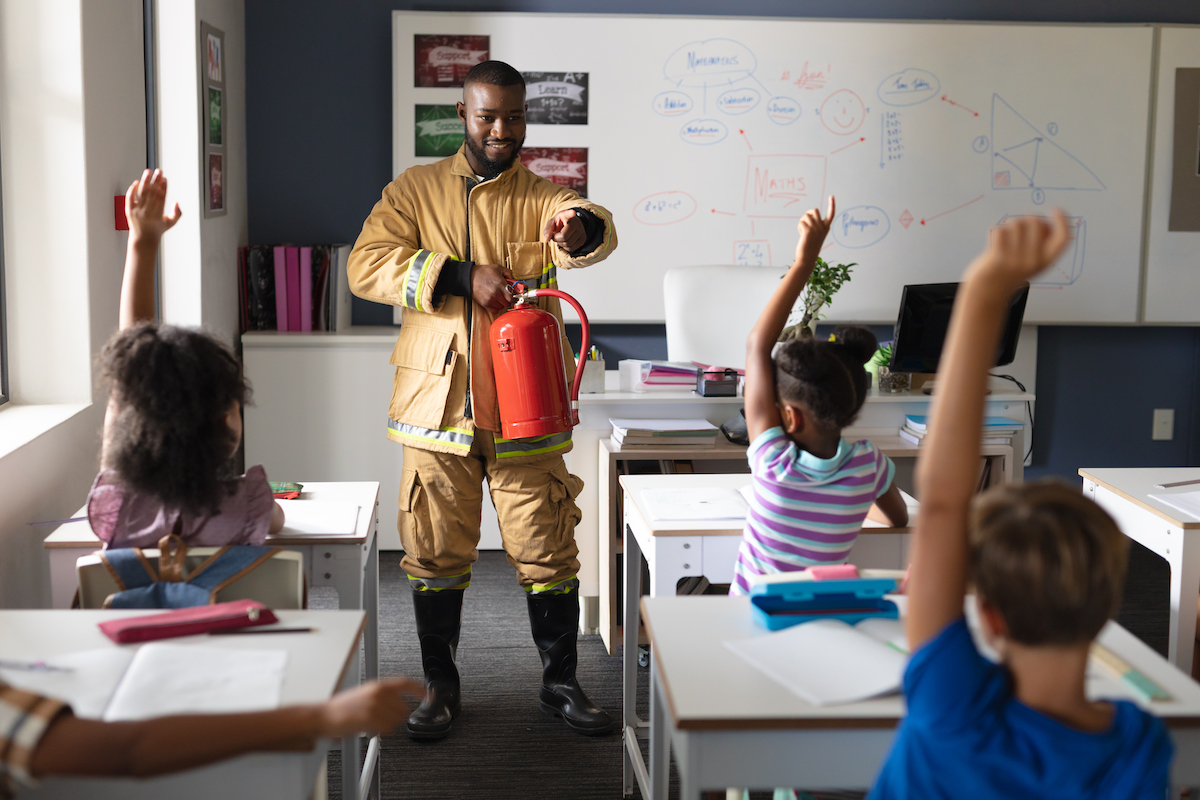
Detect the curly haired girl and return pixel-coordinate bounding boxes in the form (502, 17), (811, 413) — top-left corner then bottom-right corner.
(732, 196), (908, 594)
(88, 169), (283, 547)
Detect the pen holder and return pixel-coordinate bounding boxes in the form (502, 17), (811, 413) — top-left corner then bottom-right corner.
(579, 358), (605, 394)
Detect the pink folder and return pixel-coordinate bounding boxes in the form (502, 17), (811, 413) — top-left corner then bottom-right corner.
(285, 247), (301, 332)
(299, 247), (313, 332)
(273, 246), (288, 331)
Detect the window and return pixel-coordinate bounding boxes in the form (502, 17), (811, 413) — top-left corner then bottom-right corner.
(0, 131), (8, 407)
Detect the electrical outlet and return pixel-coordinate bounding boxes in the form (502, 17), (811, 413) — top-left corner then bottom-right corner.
(1152, 409), (1174, 441)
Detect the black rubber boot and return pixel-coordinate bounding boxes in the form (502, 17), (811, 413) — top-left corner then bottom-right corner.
(527, 590), (614, 735)
(406, 588), (463, 740)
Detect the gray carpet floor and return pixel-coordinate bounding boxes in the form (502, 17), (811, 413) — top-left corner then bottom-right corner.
(321, 539), (1172, 799)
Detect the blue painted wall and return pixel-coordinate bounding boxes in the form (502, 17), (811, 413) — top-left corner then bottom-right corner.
(245, 1), (1200, 482)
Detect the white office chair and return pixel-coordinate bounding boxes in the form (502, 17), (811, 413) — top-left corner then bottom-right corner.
(663, 265), (784, 370)
(75, 548), (307, 610)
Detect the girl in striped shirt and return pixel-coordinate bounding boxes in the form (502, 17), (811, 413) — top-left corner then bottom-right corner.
(732, 196), (909, 595)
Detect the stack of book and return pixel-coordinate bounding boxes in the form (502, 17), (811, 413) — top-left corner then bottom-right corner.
(238, 244), (352, 334)
(898, 415), (1022, 446)
(610, 418), (719, 448)
(618, 360), (700, 392)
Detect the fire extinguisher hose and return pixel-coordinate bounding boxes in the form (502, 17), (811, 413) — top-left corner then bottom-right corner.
(522, 288), (589, 425)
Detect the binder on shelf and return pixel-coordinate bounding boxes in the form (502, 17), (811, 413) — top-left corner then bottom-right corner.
(285, 246), (301, 332)
(299, 247), (313, 332)
(238, 243), (355, 334)
(272, 245), (288, 332)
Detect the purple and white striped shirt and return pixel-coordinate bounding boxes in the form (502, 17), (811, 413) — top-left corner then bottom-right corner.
(731, 427), (895, 595)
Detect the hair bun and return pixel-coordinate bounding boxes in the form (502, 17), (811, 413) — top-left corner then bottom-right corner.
(830, 325), (878, 366)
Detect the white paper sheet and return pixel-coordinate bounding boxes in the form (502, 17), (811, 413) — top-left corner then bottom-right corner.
(0, 649), (136, 719)
(725, 619), (907, 706)
(1148, 490), (1200, 521)
(641, 487), (748, 521)
(609, 418), (717, 434)
(103, 644), (286, 721)
(276, 500), (360, 535)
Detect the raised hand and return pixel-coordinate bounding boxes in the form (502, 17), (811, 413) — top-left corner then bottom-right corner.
(793, 195), (835, 268)
(543, 209), (586, 252)
(125, 168), (182, 244)
(316, 678), (426, 739)
(472, 263), (514, 312)
(972, 210), (1071, 290)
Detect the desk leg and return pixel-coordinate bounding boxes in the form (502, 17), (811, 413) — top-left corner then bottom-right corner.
(624, 523), (644, 798)
(340, 650), (364, 800)
(363, 532), (380, 682)
(1169, 530), (1200, 674)
(650, 655), (671, 800)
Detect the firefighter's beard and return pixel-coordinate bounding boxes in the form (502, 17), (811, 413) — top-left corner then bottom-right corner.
(465, 130), (524, 178)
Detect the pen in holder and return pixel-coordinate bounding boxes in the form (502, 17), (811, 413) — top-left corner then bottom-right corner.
(579, 358), (605, 394)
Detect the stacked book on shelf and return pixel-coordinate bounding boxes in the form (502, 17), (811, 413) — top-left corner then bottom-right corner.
(610, 418), (719, 448)
(238, 244), (352, 334)
(618, 360), (700, 392)
(898, 415), (1023, 447)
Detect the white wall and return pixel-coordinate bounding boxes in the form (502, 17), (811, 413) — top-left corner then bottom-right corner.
(156, 0), (246, 345)
(0, 0), (146, 607)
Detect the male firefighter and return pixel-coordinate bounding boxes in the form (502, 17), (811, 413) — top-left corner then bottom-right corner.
(348, 60), (617, 739)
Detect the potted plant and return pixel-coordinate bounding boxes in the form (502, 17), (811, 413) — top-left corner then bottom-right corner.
(870, 341), (910, 393)
(779, 257), (856, 341)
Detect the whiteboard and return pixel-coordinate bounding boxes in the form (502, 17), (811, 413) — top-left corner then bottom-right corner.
(393, 13), (1154, 323)
(1143, 26), (1200, 323)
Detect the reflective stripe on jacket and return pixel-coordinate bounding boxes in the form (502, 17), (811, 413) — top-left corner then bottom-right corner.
(348, 145), (617, 457)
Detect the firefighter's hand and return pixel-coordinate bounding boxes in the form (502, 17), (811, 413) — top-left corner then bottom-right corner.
(472, 264), (514, 312)
(543, 209), (586, 252)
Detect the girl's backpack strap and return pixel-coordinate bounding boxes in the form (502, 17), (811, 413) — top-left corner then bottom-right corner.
(98, 547), (159, 592)
(187, 546), (283, 602)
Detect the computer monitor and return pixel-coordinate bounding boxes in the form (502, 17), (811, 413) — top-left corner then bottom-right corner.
(888, 282), (1029, 374)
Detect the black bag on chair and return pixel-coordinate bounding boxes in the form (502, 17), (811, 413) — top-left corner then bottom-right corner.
(720, 408), (749, 446)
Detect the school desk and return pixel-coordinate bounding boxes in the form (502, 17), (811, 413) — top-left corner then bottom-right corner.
(599, 432), (939, 654)
(6, 609), (373, 800)
(42, 482), (381, 690)
(634, 595), (1200, 800)
(1081, 467), (1200, 673)
(620, 473), (916, 797)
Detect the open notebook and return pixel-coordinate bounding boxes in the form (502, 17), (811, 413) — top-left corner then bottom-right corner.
(0, 644), (286, 721)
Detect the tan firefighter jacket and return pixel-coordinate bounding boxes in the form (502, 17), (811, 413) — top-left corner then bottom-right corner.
(347, 145), (617, 459)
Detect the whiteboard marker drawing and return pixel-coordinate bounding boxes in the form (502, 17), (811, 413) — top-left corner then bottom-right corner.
(877, 68), (940, 106)
(632, 192), (697, 226)
(833, 206), (891, 249)
(717, 87), (760, 115)
(679, 118), (729, 145)
(734, 240), (772, 266)
(652, 91), (693, 117)
(991, 94), (1105, 193)
(820, 89), (866, 136)
(743, 154), (827, 218)
(663, 39), (757, 87)
(940, 94), (980, 116)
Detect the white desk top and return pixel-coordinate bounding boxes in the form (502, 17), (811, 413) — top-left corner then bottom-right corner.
(641, 596), (1200, 730)
(1080, 468), (1200, 530)
(620, 473), (917, 537)
(44, 481), (381, 548)
(0, 609), (365, 704)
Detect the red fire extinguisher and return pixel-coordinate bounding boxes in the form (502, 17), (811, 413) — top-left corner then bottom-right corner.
(490, 282), (590, 440)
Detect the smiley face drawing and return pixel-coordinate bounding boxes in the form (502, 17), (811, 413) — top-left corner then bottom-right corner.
(819, 89), (866, 135)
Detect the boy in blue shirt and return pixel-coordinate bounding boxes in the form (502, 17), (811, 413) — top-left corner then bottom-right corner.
(870, 211), (1173, 799)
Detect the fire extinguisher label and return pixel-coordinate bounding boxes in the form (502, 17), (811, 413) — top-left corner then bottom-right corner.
(498, 338), (514, 352)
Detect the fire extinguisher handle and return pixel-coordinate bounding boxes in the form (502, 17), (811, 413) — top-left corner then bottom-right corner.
(522, 288), (589, 421)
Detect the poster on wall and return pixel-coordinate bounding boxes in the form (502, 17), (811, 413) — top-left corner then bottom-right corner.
(415, 104), (464, 157)
(521, 147), (588, 196)
(201, 22), (225, 217)
(522, 72), (589, 125)
(414, 34), (489, 88)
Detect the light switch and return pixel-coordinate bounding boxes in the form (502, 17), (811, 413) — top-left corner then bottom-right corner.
(1152, 409), (1174, 441)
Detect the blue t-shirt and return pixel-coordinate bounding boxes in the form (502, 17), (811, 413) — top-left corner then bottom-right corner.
(870, 618), (1172, 800)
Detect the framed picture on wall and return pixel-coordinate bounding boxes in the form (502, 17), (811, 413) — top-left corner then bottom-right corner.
(208, 153), (224, 214)
(201, 22), (226, 218)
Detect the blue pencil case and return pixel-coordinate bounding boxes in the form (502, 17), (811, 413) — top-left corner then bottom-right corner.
(749, 577), (899, 631)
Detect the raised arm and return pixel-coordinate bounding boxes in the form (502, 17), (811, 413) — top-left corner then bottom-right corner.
(744, 196), (835, 442)
(906, 211), (1070, 650)
(120, 169), (181, 329)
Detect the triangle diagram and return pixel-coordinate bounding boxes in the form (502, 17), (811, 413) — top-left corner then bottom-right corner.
(991, 95), (1105, 191)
